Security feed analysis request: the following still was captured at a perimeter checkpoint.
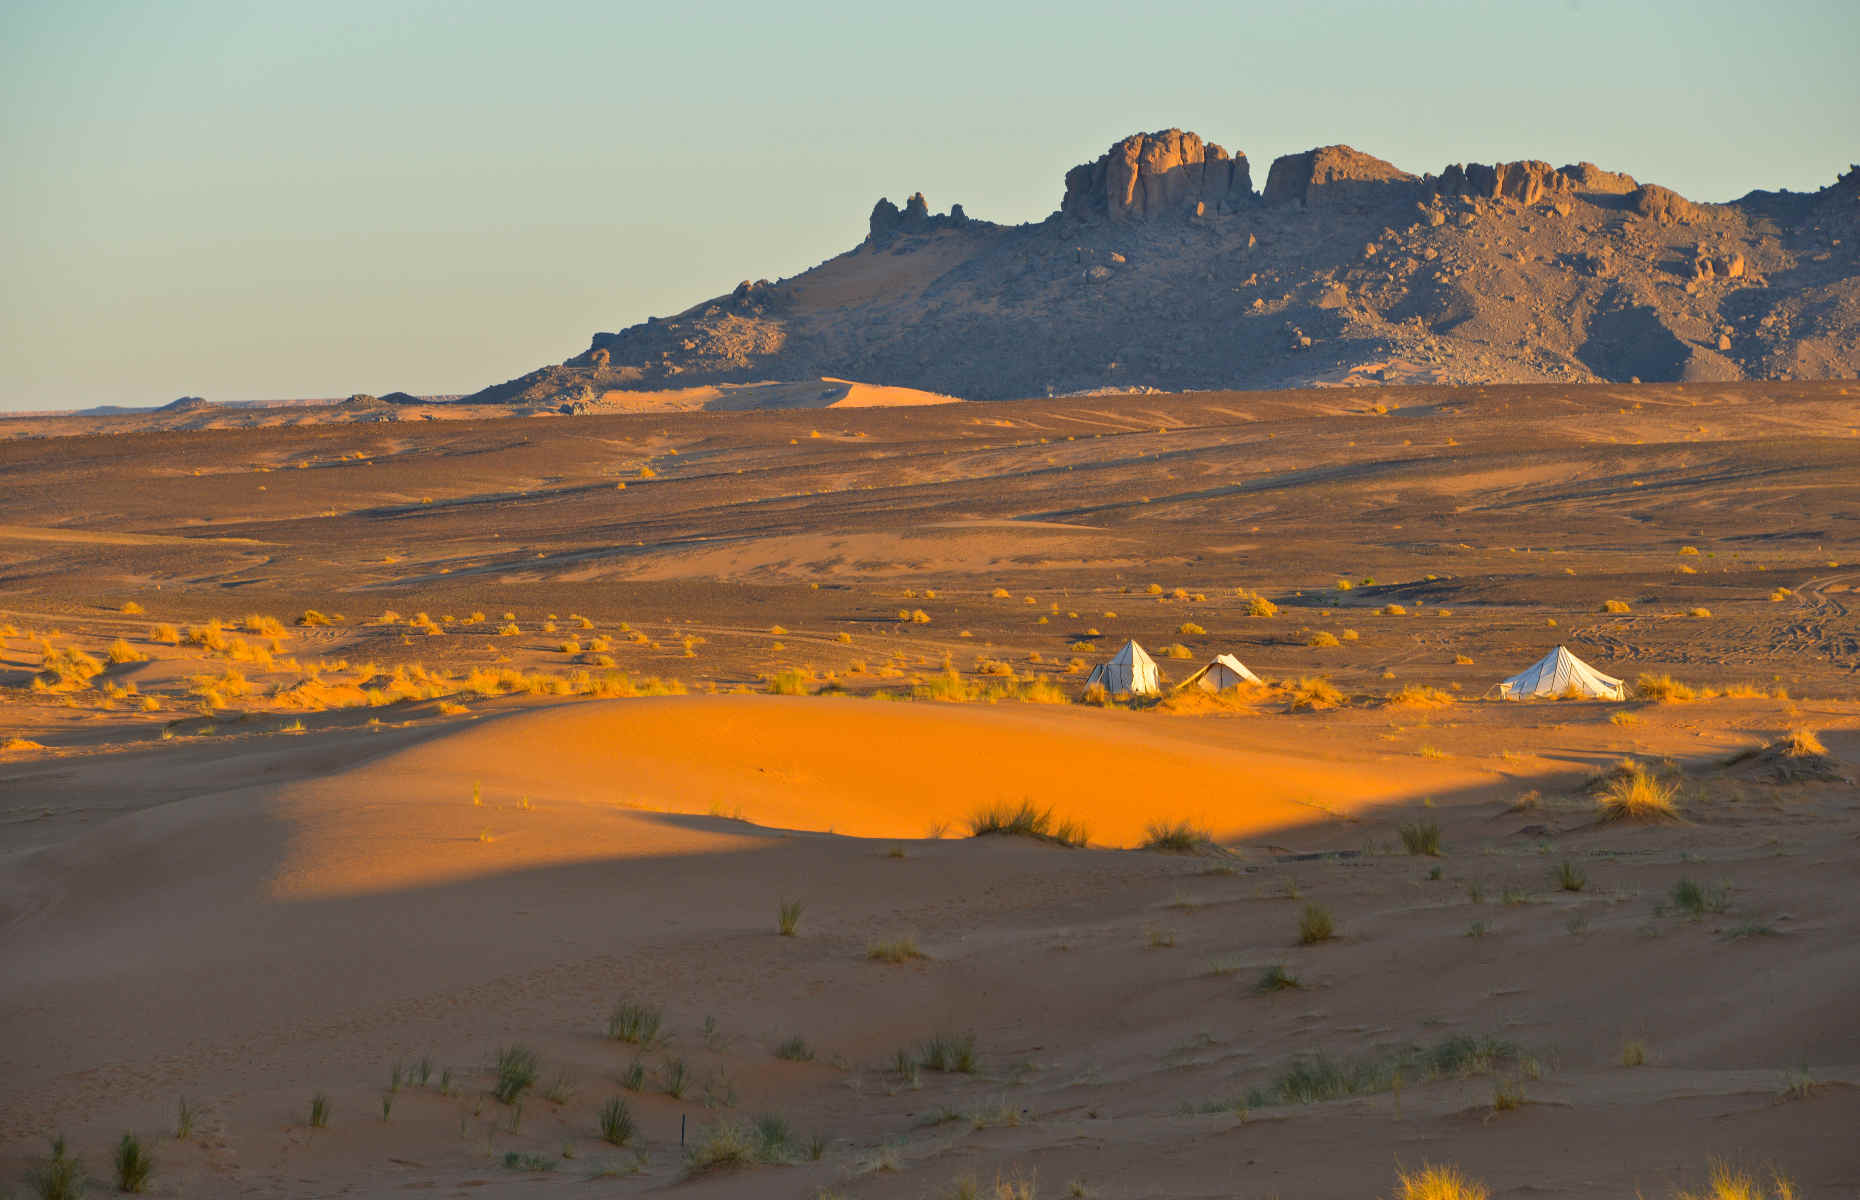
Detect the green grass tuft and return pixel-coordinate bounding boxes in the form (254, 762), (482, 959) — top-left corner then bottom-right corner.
(607, 1000), (662, 1045)
(1139, 818), (1213, 853)
(1256, 964), (1302, 992)
(968, 799), (1088, 847)
(777, 897), (804, 937)
(1399, 820), (1441, 856)
(598, 1097), (635, 1146)
(492, 1046), (539, 1105)
(1297, 903), (1335, 945)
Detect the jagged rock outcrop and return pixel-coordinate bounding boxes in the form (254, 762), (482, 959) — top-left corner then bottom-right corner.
(1631, 184), (1701, 223)
(1060, 130), (1252, 221)
(1262, 145), (1417, 209)
(467, 128), (1860, 406)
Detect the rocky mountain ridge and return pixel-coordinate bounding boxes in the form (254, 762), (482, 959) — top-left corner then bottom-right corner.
(470, 130), (1860, 407)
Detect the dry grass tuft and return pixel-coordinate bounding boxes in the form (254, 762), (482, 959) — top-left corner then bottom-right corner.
(1674, 1159), (1798, 1200)
(1636, 673), (1697, 702)
(1285, 677), (1343, 712)
(1781, 728), (1826, 757)
(1602, 599), (1631, 613)
(1385, 684), (1454, 710)
(1395, 1163), (1489, 1200)
(1307, 630), (1341, 648)
(1595, 760), (1680, 822)
(968, 800), (1088, 847)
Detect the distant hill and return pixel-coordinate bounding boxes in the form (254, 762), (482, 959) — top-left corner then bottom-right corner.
(468, 129), (1859, 405)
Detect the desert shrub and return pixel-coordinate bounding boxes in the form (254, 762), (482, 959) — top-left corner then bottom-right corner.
(777, 898), (803, 936)
(243, 614), (287, 638)
(1679, 545), (1700, 556)
(1621, 1039), (1647, 1067)
(1307, 630), (1341, 648)
(1256, 964), (1301, 992)
(1386, 684), (1453, 709)
(113, 1132), (152, 1193)
(1247, 595), (1278, 617)
(1177, 622), (1207, 636)
(764, 667), (815, 696)
(867, 937), (926, 964)
(1140, 819), (1212, 853)
(297, 609), (338, 626)
(1674, 1158), (1798, 1200)
(1554, 860), (1587, 892)
(968, 800), (1087, 847)
(1297, 903), (1335, 944)
(1669, 877), (1731, 917)
(1396, 1163), (1489, 1200)
(1245, 1035), (1519, 1110)
(1782, 728), (1827, 756)
(773, 1036), (814, 1062)
(309, 1092), (330, 1128)
(1688, 607), (1713, 619)
(607, 1000), (662, 1045)
(1286, 676), (1343, 711)
(1399, 820), (1441, 856)
(597, 1097), (635, 1146)
(120, 601), (145, 615)
(1636, 673), (1696, 702)
(105, 638), (146, 665)
(150, 623), (181, 645)
(1380, 604), (1407, 616)
(1602, 599), (1631, 614)
(918, 1031), (978, 1074)
(492, 1045), (539, 1104)
(683, 1119), (773, 1174)
(496, 622), (519, 636)
(29, 1135), (84, 1200)
(1596, 760), (1679, 822)
(37, 644), (105, 691)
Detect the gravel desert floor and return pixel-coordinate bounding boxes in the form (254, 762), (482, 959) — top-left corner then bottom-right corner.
(2, 381), (1857, 1197)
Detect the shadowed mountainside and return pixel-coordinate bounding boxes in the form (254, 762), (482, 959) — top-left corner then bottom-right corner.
(470, 129), (1860, 407)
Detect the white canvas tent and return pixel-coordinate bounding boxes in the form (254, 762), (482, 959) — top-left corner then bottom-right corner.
(1084, 639), (1162, 697)
(1494, 645), (1625, 701)
(1177, 652), (1261, 693)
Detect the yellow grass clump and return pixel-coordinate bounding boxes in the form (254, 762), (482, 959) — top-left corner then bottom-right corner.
(1381, 604), (1407, 616)
(97, 637), (145, 667)
(1286, 676), (1343, 712)
(1307, 630), (1341, 648)
(1596, 760), (1680, 822)
(243, 614), (288, 638)
(497, 622), (520, 637)
(1177, 622), (1207, 636)
(1602, 599), (1631, 613)
(1782, 728), (1827, 757)
(1160, 643), (1193, 660)
(36, 643), (105, 692)
(1386, 684), (1454, 710)
(150, 623), (182, 645)
(1636, 673), (1696, 702)
(1247, 595), (1278, 617)
(1674, 1159), (1797, 1200)
(1688, 607), (1713, 618)
(1396, 1163), (1489, 1200)
(119, 601), (144, 615)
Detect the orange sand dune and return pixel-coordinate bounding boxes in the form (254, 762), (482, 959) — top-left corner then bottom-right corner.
(267, 695), (1486, 899)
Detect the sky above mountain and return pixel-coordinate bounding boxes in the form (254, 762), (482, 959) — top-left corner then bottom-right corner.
(3, 0), (1855, 410)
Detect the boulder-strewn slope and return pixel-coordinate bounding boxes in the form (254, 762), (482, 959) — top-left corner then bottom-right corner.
(471, 131), (1860, 405)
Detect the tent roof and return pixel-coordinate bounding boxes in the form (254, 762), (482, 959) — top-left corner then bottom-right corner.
(1178, 652), (1261, 690)
(1497, 645), (1623, 699)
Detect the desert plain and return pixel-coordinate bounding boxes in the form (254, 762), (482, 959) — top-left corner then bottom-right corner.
(1, 379), (1857, 1197)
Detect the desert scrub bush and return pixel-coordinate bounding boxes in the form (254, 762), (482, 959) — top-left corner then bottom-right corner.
(150, 623), (182, 645)
(968, 800), (1087, 847)
(868, 936), (927, 964)
(597, 1097), (635, 1146)
(1621, 1039), (1648, 1067)
(496, 622), (520, 636)
(1177, 622), (1207, 636)
(119, 600), (145, 615)
(1601, 599), (1632, 613)
(1297, 903), (1335, 944)
(1256, 964), (1302, 992)
(1395, 1162), (1489, 1200)
(683, 1116), (802, 1175)
(296, 609), (338, 626)
(1286, 676), (1343, 712)
(1781, 727), (1826, 756)
(1247, 595), (1278, 617)
(1668, 877), (1731, 917)
(243, 614), (287, 638)
(773, 1035), (814, 1062)
(764, 666), (815, 696)
(658, 1058), (689, 1097)
(1160, 642), (1193, 659)
(1675, 1159), (1798, 1200)
(36, 644), (105, 691)
(1399, 820), (1441, 856)
(113, 1132), (153, 1193)
(1637, 673), (1697, 701)
(1595, 760), (1680, 822)
(1386, 684), (1454, 709)
(1307, 630), (1341, 648)
(1380, 604), (1407, 616)
(918, 1031), (978, 1073)
(607, 1000), (662, 1045)
(309, 1092), (330, 1128)
(1688, 607), (1713, 619)
(777, 897), (804, 936)
(1139, 818), (1212, 853)
(492, 1045), (539, 1104)
(1243, 1034), (1520, 1109)
(106, 638), (146, 665)
(29, 1135), (84, 1200)
(1554, 860), (1587, 892)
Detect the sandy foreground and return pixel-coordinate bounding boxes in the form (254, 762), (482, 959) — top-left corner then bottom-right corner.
(1, 381), (1858, 1196)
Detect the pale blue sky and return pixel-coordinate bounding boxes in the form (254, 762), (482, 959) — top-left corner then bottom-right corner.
(3, 0), (1855, 410)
